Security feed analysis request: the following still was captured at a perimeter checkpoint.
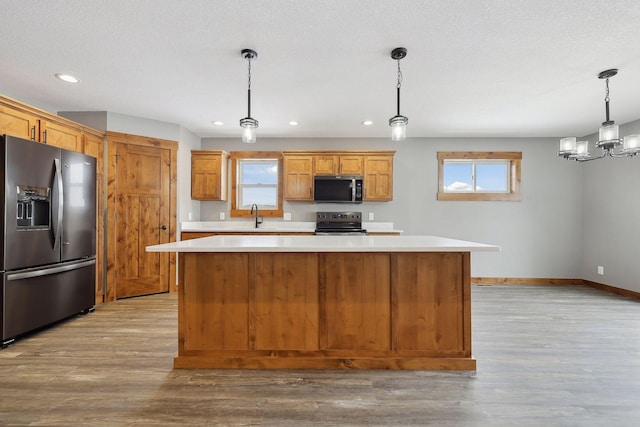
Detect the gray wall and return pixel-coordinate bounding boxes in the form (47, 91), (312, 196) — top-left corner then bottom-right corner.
(581, 118), (640, 293)
(201, 136), (584, 279)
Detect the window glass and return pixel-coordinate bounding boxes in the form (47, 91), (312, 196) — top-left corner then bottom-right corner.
(240, 161), (278, 185)
(443, 162), (473, 192)
(237, 159), (278, 209)
(475, 162), (509, 192)
(239, 187), (277, 208)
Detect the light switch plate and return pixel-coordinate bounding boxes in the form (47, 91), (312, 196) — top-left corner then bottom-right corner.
(284, 212), (292, 221)
(219, 212), (225, 220)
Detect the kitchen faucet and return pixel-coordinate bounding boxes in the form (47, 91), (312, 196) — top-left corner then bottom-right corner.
(250, 203), (263, 228)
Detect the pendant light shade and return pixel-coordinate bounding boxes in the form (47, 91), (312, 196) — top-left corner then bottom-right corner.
(390, 115), (408, 141)
(240, 49), (258, 143)
(389, 47), (408, 141)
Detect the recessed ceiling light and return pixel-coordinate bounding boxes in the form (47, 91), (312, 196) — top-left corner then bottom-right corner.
(362, 120), (373, 126)
(212, 121), (224, 126)
(289, 121), (299, 126)
(55, 73), (79, 83)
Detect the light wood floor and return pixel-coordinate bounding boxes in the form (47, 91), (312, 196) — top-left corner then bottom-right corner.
(1, 285), (639, 426)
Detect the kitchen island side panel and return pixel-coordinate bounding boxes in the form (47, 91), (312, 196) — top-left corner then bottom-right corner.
(175, 251), (474, 370)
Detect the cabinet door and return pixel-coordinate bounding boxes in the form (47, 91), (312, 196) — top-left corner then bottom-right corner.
(314, 155), (338, 175)
(284, 156), (313, 200)
(83, 133), (104, 175)
(339, 155), (363, 175)
(41, 121), (83, 151)
(0, 106), (39, 140)
(192, 153), (226, 200)
(364, 156), (393, 201)
(83, 133), (105, 304)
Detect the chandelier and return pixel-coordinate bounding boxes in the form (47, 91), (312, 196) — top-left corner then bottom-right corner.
(389, 47), (408, 141)
(239, 49), (258, 143)
(558, 69), (640, 161)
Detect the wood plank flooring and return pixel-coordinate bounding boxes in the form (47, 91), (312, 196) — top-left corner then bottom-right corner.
(1, 285), (639, 426)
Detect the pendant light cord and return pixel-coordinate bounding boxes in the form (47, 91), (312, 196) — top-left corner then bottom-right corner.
(604, 77), (610, 124)
(247, 55), (252, 117)
(396, 59), (403, 116)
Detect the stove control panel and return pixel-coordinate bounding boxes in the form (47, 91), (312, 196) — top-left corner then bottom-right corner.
(316, 212), (362, 223)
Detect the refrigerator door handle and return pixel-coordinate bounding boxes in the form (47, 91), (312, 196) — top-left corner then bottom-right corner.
(53, 158), (64, 249)
(6, 259), (96, 281)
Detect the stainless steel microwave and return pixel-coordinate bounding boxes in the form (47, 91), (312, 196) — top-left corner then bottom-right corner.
(313, 175), (363, 203)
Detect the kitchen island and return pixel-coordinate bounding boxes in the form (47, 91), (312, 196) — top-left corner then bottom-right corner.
(147, 235), (499, 370)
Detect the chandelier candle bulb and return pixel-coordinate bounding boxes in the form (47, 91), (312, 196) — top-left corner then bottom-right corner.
(576, 141), (589, 157)
(559, 137), (577, 155)
(598, 123), (619, 144)
(623, 134), (640, 153)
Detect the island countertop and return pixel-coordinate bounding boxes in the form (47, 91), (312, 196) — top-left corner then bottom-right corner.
(147, 234), (500, 253)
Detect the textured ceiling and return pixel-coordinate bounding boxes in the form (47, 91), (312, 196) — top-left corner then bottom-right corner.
(1, 0), (640, 139)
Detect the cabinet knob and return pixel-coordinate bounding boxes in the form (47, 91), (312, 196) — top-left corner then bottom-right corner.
(158, 225), (167, 231)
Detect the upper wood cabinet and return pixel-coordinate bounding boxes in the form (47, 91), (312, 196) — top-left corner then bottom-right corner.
(40, 120), (83, 151)
(312, 154), (363, 175)
(283, 150), (395, 201)
(313, 155), (338, 175)
(191, 150), (229, 200)
(339, 155), (363, 175)
(83, 133), (104, 175)
(364, 155), (394, 201)
(0, 105), (39, 140)
(283, 155), (314, 200)
(1, 94), (96, 153)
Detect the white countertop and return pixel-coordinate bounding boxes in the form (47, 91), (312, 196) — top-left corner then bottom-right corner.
(180, 221), (403, 234)
(147, 234), (500, 253)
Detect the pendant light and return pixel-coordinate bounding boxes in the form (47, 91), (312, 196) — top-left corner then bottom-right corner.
(389, 47), (408, 141)
(239, 49), (258, 143)
(558, 69), (640, 161)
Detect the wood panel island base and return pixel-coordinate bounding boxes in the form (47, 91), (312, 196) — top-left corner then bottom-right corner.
(147, 235), (500, 370)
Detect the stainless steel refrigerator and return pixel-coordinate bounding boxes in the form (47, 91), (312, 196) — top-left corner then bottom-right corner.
(1, 134), (96, 347)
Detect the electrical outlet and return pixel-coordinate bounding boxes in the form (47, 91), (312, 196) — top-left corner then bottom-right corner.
(597, 265), (604, 275)
(219, 212), (225, 220)
(368, 212), (374, 221)
(284, 212), (292, 221)
(188, 211), (192, 220)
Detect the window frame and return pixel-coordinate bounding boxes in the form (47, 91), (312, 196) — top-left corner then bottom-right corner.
(437, 151), (522, 201)
(230, 151), (284, 218)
